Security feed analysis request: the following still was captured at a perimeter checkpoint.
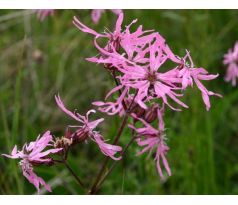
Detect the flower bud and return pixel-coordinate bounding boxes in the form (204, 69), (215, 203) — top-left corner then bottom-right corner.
(131, 104), (145, 118)
(72, 128), (89, 143)
(125, 98), (145, 118)
(64, 127), (89, 144)
(144, 103), (159, 123)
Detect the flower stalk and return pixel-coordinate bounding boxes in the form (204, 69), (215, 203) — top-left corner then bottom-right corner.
(63, 160), (85, 189)
(92, 136), (137, 194)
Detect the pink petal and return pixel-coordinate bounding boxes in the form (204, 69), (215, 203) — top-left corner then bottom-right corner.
(55, 94), (84, 123)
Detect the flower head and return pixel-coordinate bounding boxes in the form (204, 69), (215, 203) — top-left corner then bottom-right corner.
(115, 43), (188, 111)
(74, 13), (221, 115)
(2, 131), (62, 193)
(73, 13), (189, 112)
(55, 94), (122, 160)
(223, 42), (238, 86)
(129, 114), (170, 179)
(73, 12), (164, 66)
(176, 50), (222, 111)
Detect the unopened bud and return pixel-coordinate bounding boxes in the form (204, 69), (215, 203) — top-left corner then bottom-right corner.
(131, 104), (145, 118)
(144, 103), (159, 123)
(125, 98), (145, 118)
(72, 128), (89, 144)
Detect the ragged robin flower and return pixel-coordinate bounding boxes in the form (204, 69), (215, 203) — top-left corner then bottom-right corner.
(129, 113), (170, 179)
(55, 94), (122, 160)
(2, 131), (62, 193)
(223, 42), (238, 86)
(174, 50), (222, 111)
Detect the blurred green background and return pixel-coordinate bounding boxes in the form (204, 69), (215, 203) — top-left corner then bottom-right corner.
(0, 9), (238, 195)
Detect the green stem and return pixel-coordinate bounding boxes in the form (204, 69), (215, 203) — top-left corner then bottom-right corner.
(93, 136), (136, 194)
(88, 91), (138, 194)
(88, 113), (129, 194)
(54, 159), (85, 190)
(63, 160), (85, 189)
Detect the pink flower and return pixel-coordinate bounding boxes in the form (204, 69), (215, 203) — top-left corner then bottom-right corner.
(129, 114), (171, 179)
(116, 43), (188, 111)
(74, 12), (220, 114)
(2, 131), (62, 193)
(74, 13), (189, 112)
(55, 94), (122, 160)
(92, 86), (129, 116)
(91, 9), (123, 24)
(73, 12), (165, 65)
(176, 50), (222, 111)
(93, 42), (185, 112)
(223, 42), (238, 86)
(36, 9), (54, 21)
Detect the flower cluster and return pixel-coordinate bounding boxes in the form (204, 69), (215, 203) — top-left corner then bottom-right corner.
(2, 94), (123, 193)
(2, 12), (221, 194)
(73, 12), (221, 178)
(223, 42), (238, 86)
